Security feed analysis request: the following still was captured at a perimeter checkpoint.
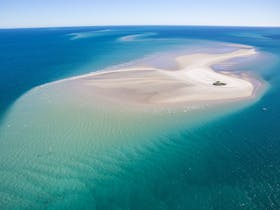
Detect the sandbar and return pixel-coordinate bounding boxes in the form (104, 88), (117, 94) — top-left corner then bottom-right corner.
(65, 46), (260, 107)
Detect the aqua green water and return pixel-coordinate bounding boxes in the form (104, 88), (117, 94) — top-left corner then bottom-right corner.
(0, 26), (280, 209)
(0, 72), (258, 209)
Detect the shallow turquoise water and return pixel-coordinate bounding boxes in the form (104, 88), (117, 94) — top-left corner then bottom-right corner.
(0, 26), (280, 209)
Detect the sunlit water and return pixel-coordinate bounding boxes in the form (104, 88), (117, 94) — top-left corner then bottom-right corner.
(0, 26), (280, 209)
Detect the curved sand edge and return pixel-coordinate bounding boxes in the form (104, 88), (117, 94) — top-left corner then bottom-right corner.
(68, 46), (260, 106)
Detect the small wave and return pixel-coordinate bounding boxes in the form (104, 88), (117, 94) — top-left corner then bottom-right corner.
(68, 29), (113, 40)
(118, 32), (157, 42)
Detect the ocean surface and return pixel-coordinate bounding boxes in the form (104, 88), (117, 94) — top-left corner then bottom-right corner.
(0, 26), (280, 209)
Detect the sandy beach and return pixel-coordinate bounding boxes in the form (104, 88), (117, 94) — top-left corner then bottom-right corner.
(64, 46), (259, 107)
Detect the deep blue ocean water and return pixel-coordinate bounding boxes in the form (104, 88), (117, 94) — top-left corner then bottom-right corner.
(1, 26), (280, 209)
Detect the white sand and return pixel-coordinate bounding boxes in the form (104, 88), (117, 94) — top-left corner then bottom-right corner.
(71, 47), (258, 106)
